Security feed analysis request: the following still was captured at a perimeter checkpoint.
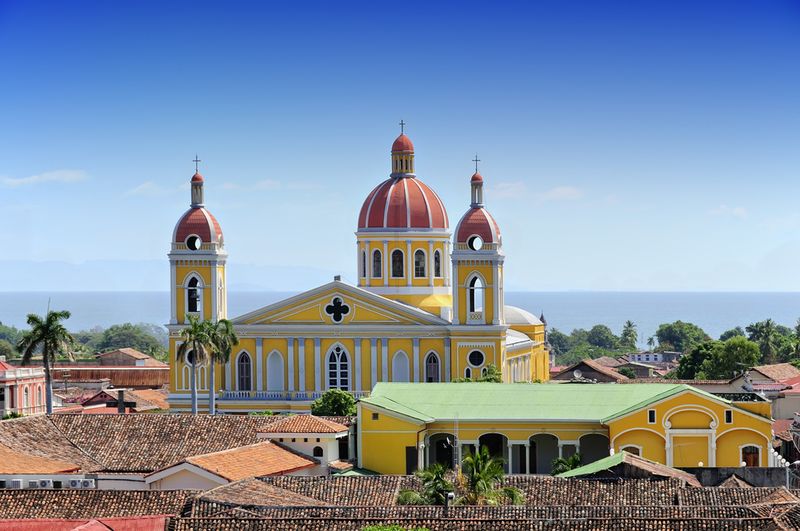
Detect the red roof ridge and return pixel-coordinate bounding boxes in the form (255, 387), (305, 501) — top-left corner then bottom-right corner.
(258, 414), (349, 434)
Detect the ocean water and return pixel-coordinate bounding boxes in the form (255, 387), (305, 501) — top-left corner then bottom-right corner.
(1, 291), (799, 348)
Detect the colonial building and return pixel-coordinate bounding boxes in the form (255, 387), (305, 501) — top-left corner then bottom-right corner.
(0, 356), (46, 416)
(167, 131), (550, 412)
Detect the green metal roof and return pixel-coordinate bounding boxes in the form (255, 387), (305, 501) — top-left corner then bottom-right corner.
(556, 452), (625, 478)
(361, 383), (719, 423)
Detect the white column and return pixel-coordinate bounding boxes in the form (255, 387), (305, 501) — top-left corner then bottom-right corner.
(365, 241), (372, 284)
(445, 241), (451, 287)
(558, 442), (564, 458)
(383, 240), (388, 286)
(314, 338), (321, 391)
(417, 443), (424, 471)
(444, 339), (451, 382)
(508, 443), (514, 474)
(525, 442), (531, 474)
(287, 337), (295, 392)
(256, 338), (263, 391)
(370, 338), (378, 387)
(428, 240), (434, 286)
(406, 240), (412, 286)
(170, 264), (177, 324)
(381, 338), (389, 381)
(492, 265), (499, 325)
(211, 261), (218, 320)
(355, 337), (362, 392)
(298, 338), (306, 392)
(452, 262), (460, 324)
(225, 354), (232, 392)
(413, 338), (420, 382)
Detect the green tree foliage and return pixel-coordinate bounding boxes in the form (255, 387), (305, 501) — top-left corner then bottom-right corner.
(0, 322), (23, 347)
(0, 339), (14, 359)
(719, 326), (745, 341)
(248, 410), (275, 416)
(620, 320), (638, 349)
(451, 364), (503, 383)
(310, 389), (357, 416)
(587, 325), (618, 349)
(551, 453), (582, 475)
(397, 463), (454, 505)
(457, 445), (524, 506)
(699, 337), (760, 380)
(546, 329), (570, 358)
(617, 367), (636, 379)
(16, 310), (76, 414)
(746, 319), (779, 364)
(94, 323), (168, 360)
(655, 321), (709, 353)
(675, 341), (718, 379)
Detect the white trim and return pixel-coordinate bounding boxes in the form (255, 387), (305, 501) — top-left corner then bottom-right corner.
(314, 338), (321, 391)
(298, 338), (306, 392)
(382, 180), (398, 227)
(413, 338), (420, 382)
(620, 444), (643, 456)
(266, 349), (284, 391)
(370, 338), (378, 387)
(170, 265), (177, 324)
(413, 248), (427, 278)
(183, 272), (205, 321)
(391, 350), (410, 383)
(287, 337), (295, 392)
(409, 177), (434, 227)
(390, 248), (405, 278)
(383, 241), (388, 286)
(381, 339), (388, 382)
(444, 340), (451, 382)
(610, 426), (667, 446)
(354, 337), (362, 392)
(363, 180), (388, 228)
(467, 349), (486, 368)
(738, 443), (762, 467)
(372, 248), (383, 279)
(402, 178), (410, 227)
(255, 339), (264, 390)
(406, 240), (412, 286)
(325, 342), (351, 391)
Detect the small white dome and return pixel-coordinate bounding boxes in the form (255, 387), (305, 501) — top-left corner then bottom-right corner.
(504, 305), (542, 325)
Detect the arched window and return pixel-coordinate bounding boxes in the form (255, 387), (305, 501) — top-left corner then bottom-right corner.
(414, 250), (426, 277)
(360, 251), (366, 278)
(36, 386), (42, 408)
(468, 275), (484, 313)
(464, 367), (472, 380)
(327, 345), (350, 390)
(425, 352), (440, 382)
(187, 276), (201, 313)
(313, 446), (324, 458)
(391, 250), (404, 277)
(237, 352), (252, 391)
(434, 250), (442, 278)
(267, 351), (284, 391)
(621, 446), (641, 456)
(372, 250), (382, 278)
(23, 387), (29, 411)
(742, 445), (760, 467)
(392, 351), (410, 382)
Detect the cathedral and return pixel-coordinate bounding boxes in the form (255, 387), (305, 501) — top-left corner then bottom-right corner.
(167, 130), (551, 412)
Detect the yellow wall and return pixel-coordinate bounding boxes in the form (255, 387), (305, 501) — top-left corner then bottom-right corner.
(359, 404), (422, 474)
(455, 262), (496, 325)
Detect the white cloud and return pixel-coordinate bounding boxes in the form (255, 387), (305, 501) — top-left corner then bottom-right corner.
(1, 169), (89, 187)
(254, 179), (281, 190)
(538, 185), (584, 202)
(709, 204), (748, 219)
(125, 181), (169, 197)
(491, 181), (527, 199)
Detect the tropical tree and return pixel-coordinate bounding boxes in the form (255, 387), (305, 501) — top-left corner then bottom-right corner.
(700, 336), (760, 380)
(719, 326), (745, 342)
(646, 336), (655, 350)
(457, 445), (524, 506)
(617, 367), (636, 379)
(16, 310), (76, 414)
(176, 315), (211, 415)
(587, 325), (618, 349)
(311, 388), (357, 416)
(551, 453), (582, 475)
(397, 463), (454, 505)
(746, 319), (778, 364)
(655, 321), (709, 353)
(205, 319), (239, 415)
(675, 340), (718, 379)
(620, 321), (637, 349)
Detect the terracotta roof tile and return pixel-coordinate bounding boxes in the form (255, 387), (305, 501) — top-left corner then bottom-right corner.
(752, 363), (800, 382)
(0, 489), (192, 519)
(180, 441), (315, 481)
(0, 443), (80, 474)
(258, 415), (348, 435)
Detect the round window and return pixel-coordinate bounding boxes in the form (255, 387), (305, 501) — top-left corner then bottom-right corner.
(468, 350), (484, 367)
(186, 235), (202, 250)
(468, 235), (483, 251)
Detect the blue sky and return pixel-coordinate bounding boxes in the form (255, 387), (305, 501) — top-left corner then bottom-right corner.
(1, 0), (799, 291)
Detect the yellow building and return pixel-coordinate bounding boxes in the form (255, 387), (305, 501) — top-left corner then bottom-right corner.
(357, 382), (775, 475)
(167, 131), (550, 413)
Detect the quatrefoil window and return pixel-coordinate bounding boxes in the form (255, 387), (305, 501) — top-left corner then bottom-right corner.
(325, 297), (350, 323)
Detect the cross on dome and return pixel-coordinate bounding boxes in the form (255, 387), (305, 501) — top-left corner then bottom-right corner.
(193, 154), (202, 173)
(399, 119), (406, 134)
(472, 154), (481, 173)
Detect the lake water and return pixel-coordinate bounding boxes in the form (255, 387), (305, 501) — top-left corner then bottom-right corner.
(1, 291), (799, 348)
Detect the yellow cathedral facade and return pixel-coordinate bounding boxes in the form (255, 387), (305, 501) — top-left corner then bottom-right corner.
(167, 131), (550, 412)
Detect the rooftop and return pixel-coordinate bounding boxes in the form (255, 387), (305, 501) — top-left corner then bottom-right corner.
(362, 382), (726, 423)
(556, 450), (702, 486)
(179, 441), (316, 481)
(258, 415), (348, 435)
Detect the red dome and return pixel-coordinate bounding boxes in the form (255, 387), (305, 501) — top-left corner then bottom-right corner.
(470, 172), (483, 183)
(173, 207), (223, 244)
(191, 172), (204, 183)
(358, 177), (449, 230)
(391, 134), (414, 152)
(455, 207), (501, 244)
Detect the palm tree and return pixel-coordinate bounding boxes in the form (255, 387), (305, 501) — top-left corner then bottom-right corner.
(621, 320), (638, 349)
(647, 336), (655, 350)
(746, 319), (778, 364)
(176, 315), (211, 415)
(458, 445), (524, 506)
(16, 310), (76, 415)
(205, 319), (239, 415)
(397, 463), (454, 505)
(551, 453), (582, 475)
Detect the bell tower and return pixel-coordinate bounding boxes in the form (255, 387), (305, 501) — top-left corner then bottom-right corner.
(452, 164), (504, 325)
(168, 160), (227, 325)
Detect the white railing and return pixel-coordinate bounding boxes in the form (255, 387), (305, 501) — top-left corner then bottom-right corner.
(219, 389), (370, 401)
(467, 311), (483, 324)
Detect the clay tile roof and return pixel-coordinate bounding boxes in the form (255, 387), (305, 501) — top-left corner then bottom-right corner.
(718, 474), (756, 488)
(179, 441), (315, 481)
(198, 477), (329, 508)
(357, 176), (449, 230)
(391, 133), (414, 152)
(258, 415), (348, 435)
(173, 207), (223, 244)
(455, 206), (501, 244)
(0, 443), (80, 474)
(557, 358), (628, 381)
(127, 388), (170, 410)
(470, 171), (483, 183)
(0, 489), (193, 519)
(752, 363), (800, 382)
(97, 348), (150, 360)
(191, 172), (204, 183)
(593, 356), (624, 368)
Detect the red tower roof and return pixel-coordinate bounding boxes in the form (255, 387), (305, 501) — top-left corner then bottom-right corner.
(173, 207), (223, 244)
(455, 207), (501, 244)
(358, 176), (449, 230)
(391, 134), (414, 152)
(191, 172), (204, 183)
(470, 172), (483, 183)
